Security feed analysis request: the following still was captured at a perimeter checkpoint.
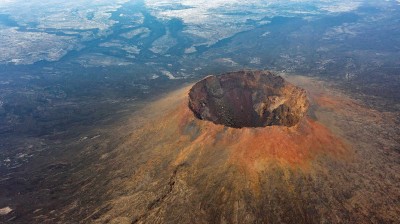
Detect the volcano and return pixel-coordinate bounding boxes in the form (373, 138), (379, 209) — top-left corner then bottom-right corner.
(73, 71), (353, 223)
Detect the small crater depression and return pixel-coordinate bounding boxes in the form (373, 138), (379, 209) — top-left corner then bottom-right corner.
(188, 70), (309, 128)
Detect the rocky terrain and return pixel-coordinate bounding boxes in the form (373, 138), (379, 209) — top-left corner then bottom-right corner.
(0, 74), (399, 223)
(189, 70), (308, 128)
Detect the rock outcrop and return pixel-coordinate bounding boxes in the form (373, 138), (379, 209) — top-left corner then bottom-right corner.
(188, 70), (308, 128)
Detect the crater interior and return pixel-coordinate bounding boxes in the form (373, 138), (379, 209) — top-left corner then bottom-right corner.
(188, 70), (309, 128)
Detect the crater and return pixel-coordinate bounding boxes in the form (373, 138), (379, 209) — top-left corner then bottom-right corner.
(188, 70), (309, 128)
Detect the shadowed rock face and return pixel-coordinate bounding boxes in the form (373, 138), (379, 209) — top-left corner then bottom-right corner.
(188, 70), (309, 128)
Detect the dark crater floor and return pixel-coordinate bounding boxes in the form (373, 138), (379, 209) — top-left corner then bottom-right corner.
(188, 70), (309, 128)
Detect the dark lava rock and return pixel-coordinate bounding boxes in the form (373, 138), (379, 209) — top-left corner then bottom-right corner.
(188, 70), (309, 128)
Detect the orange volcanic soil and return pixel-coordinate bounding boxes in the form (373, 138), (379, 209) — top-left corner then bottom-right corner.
(174, 88), (348, 172)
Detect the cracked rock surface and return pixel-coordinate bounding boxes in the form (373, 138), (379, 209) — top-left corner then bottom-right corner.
(188, 70), (309, 128)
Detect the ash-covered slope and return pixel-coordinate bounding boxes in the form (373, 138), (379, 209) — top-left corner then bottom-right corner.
(189, 71), (308, 128)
